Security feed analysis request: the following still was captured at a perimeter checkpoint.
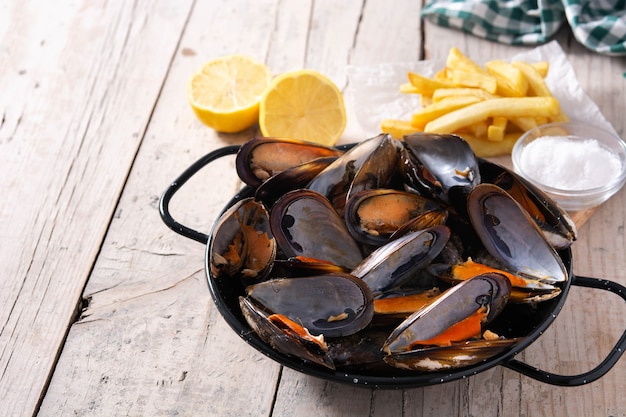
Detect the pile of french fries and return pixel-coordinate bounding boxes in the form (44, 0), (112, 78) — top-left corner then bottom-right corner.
(381, 48), (568, 157)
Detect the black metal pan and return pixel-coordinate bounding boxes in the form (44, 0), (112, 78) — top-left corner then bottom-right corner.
(160, 144), (626, 389)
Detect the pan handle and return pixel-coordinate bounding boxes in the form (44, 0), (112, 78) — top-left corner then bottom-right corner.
(503, 275), (626, 386)
(159, 145), (241, 245)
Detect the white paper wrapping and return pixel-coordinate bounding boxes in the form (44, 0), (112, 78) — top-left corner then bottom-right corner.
(345, 41), (617, 141)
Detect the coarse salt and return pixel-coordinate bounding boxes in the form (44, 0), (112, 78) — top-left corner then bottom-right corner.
(519, 135), (622, 190)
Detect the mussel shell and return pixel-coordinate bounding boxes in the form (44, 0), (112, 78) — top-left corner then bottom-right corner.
(388, 209), (449, 242)
(245, 273), (374, 338)
(255, 156), (338, 208)
(236, 137), (343, 188)
(307, 133), (393, 213)
(467, 183), (568, 284)
(345, 134), (403, 200)
(239, 297), (335, 369)
(383, 338), (522, 372)
(272, 256), (350, 277)
(373, 288), (442, 317)
(402, 133), (481, 203)
(383, 272), (511, 354)
(208, 197), (276, 281)
(351, 225), (451, 297)
(430, 258), (561, 304)
(479, 160), (577, 249)
(344, 189), (444, 246)
(270, 189), (363, 270)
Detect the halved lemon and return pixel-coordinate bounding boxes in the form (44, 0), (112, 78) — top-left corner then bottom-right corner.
(187, 55), (272, 133)
(259, 69), (347, 146)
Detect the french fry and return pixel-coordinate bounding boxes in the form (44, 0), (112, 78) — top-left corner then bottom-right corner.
(460, 133), (521, 158)
(382, 48), (565, 157)
(531, 61), (549, 78)
(407, 71), (455, 96)
(411, 96), (482, 128)
(511, 61), (552, 97)
(432, 87), (496, 102)
(381, 118), (418, 139)
(509, 116), (538, 131)
(464, 120), (489, 139)
(449, 69), (498, 94)
(424, 97), (561, 134)
(551, 112), (570, 123)
(399, 82), (420, 94)
(487, 116), (508, 142)
(485, 60), (528, 97)
(511, 62), (567, 123)
(446, 47), (486, 74)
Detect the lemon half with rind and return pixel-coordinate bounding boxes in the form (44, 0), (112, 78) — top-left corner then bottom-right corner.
(259, 69), (347, 146)
(187, 55), (272, 133)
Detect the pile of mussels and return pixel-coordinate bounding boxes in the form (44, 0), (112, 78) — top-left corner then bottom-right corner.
(208, 133), (577, 373)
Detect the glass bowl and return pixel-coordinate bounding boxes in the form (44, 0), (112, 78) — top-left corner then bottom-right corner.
(511, 121), (626, 212)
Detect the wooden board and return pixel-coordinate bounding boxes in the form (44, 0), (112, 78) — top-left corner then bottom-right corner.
(2, 0), (623, 416)
(0, 1), (193, 416)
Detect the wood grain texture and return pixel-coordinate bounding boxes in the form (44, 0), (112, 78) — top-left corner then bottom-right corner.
(3, 0), (625, 416)
(39, 0), (283, 415)
(0, 1), (193, 416)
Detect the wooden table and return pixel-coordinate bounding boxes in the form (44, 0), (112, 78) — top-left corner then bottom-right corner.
(2, 1), (625, 416)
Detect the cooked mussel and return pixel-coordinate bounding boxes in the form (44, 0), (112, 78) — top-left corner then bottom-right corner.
(401, 133), (481, 204)
(433, 258), (562, 303)
(239, 296), (335, 369)
(467, 183), (568, 284)
(209, 197), (276, 281)
(236, 137), (343, 188)
(351, 225), (450, 297)
(345, 134), (403, 201)
(255, 156), (338, 207)
(344, 189), (444, 246)
(479, 159), (577, 249)
(307, 133), (400, 214)
(270, 189), (363, 270)
(245, 273), (374, 338)
(382, 272), (511, 354)
(383, 337), (522, 371)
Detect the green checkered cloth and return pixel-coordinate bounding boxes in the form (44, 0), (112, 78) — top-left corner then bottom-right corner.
(422, 0), (626, 56)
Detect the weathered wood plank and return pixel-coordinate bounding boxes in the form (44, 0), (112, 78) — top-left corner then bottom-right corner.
(0, 1), (193, 416)
(39, 0), (284, 415)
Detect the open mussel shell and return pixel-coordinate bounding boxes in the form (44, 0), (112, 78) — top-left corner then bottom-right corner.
(236, 137), (343, 188)
(272, 256), (350, 277)
(345, 134), (403, 200)
(467, 183), (568, 284)
(401, 133), (481, 203)
(307, 133), (400, 214)
(383, 337), (523, 372)
(388, 209), (448, 242)
(245, 273), (374, 338)
(479, 160), (577, 249)
(344, 189), (444, 246)
(270, 189), (363, 270)
(383, 272), (511, 355)
(239, 297), (335, 370)
(372, 288), (442, 319)
(255, 156), (338, 208)
(430, 258), (562, 304)
(352, 225), (450, 297)
(208, 197), (276, 281)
